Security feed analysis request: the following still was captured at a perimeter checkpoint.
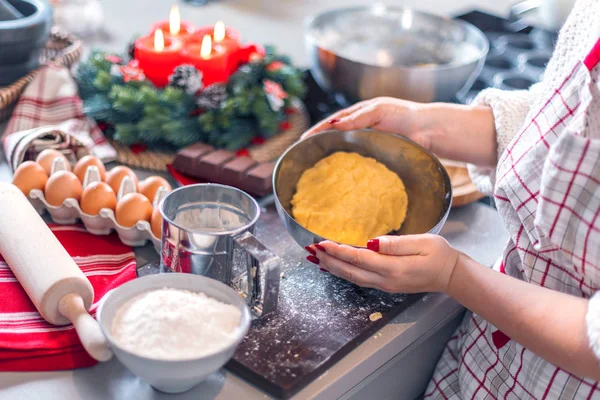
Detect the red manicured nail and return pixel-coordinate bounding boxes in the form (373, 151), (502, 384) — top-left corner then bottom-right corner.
(305, 246), (316, 256)
(367, 239), (380, 252)
(306, 255), (320, 265)
(328, 118), (340, 124)
(319, 268), (329, 273)
(314, 243), (326, 252)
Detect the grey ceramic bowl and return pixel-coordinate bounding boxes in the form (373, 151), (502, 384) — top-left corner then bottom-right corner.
(305, 5), (489, 103)
(0, 0), (52, 67)
(97, 273), (251, 394)
(273, 130), (452, 249)
(0, 55), (39, 86)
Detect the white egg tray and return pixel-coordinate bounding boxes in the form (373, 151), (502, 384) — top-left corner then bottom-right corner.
(26, 159), (166, 254)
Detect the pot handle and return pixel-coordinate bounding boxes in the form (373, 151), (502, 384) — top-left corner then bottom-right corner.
(233, 231), (280, 317)
(507, 0), (541, 32)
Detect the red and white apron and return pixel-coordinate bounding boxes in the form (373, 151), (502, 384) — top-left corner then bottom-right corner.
(425, 38), (600, 399)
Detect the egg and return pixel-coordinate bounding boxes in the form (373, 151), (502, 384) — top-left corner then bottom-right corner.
(44, 171), (83, 207)
(151, 207), (163, 238)
(106, 166), (139, 195)
(73, 155), (107, 183)
(12, 161), (48, 196)
(139, 176), (172, 203)
(81, 182), (117, 215)
(35, 149), (71, 176)
(115, 193), (152, 228)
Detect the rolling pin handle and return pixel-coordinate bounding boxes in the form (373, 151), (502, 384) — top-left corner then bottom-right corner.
(58, 293), (113, 362)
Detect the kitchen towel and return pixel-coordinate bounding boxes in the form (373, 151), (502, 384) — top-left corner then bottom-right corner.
(0, 224), (136, 371)
(1, 64), (116, 172)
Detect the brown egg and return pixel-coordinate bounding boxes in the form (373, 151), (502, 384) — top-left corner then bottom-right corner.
(139, 176), (172, 202)
(151, 208), (163, 238)
(12, 161), (48, 196)
(73, 155), (107, 183)
(115, 193), (152, 228)
(44, 171), (83, 207)
(35, 149), (71, 176)
(106, 166), (139, 195)
(81, 182), (117, 215)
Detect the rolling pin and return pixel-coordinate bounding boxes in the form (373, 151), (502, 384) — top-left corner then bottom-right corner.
(0, 183), (112, 361)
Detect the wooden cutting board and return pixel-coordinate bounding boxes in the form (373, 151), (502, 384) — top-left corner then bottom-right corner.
(439, 159), (485, 208)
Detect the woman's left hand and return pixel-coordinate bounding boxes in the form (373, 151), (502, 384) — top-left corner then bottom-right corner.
(309, 234), (459, 294)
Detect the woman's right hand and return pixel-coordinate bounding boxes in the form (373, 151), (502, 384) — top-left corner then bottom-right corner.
(301, 97), (441, 153)
(301, 97), (498, 167)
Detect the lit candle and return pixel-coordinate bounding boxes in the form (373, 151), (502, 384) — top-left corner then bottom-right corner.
(182, 34), (229, 85)
(150, 5), (195, 42)
(134, 29), (183, 87)
(214, 21), (244, 74)
(190, 21), (242, 74)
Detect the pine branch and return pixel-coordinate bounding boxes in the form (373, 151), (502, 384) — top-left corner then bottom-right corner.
(75, 48), (306, 149)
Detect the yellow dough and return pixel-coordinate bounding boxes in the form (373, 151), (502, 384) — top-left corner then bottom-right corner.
(291, 152), (408, 246)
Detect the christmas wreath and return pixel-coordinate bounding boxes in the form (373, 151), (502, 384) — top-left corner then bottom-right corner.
(75, 45), (306, 151)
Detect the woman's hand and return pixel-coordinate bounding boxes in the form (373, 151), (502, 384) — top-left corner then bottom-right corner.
(301, 97), (440, 152)
(307, 234), (460, 294)
(309, 235), (600, 381)
(301, 97), (498, 167)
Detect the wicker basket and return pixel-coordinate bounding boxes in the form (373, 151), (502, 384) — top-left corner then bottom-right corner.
(0, 27), (83, 123)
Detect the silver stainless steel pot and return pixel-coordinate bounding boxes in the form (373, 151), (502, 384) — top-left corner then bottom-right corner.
(304, 5), (489, 103)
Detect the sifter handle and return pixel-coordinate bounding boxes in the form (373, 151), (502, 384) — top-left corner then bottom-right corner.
(234, 231), (280, 317)
(58, 293), (113, 362)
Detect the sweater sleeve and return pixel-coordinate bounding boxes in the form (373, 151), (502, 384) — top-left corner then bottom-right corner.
(587, 292), (600, 361)
(466, 87), (537, 195)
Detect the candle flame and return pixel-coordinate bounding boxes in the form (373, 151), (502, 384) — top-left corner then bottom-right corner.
(200, 34), (212, 59)
(154, 29), (165, 51)
(214, 21), (225, 42)
(170, 5), (181, 35)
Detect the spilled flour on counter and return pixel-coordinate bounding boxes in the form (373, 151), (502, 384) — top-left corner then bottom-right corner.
(111, 288), (242, 360)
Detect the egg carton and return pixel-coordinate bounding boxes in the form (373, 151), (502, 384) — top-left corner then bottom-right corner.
(26, 158), (167, 253)
(458, 32), (554, 104)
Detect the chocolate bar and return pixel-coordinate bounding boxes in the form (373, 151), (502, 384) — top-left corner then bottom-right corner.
(220, 156), (259, 186)
(196, 150), (236, 178)
(171, 143), (214, 176)
(172, 145), (276, 197)
(245, 163), (275, 196)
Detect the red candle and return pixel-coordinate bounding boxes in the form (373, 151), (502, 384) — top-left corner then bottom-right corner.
(182, 34), (229, 86)
(190, 22), (242, 74)
(135, 29), (183, 87)
(150, 5), (195, 42)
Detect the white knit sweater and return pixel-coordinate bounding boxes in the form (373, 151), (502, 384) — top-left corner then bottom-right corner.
(468, 0), (600, 194)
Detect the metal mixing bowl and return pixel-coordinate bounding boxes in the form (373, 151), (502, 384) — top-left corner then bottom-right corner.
(304, 5), (489, 103)
(273, 130), (452, 249)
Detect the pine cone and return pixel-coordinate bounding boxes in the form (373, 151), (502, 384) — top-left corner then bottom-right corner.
(196, 83), (228, 111)
(168, 65), (203, 95)
(127, 40), (136, 60)
(229, 64), (263, 90)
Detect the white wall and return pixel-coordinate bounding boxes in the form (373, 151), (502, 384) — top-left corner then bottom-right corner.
(90, 0), (515, 66)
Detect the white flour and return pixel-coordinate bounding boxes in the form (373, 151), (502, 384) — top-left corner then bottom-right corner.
(111, 288), (242, 360)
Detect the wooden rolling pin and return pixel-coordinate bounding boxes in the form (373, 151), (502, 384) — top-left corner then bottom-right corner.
(0, 183), (112, 361)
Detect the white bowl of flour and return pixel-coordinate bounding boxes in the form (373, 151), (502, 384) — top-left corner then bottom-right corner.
(97, 273), (251, 394)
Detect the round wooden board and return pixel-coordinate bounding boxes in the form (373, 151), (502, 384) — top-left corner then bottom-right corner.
(439, 159), (485, 208)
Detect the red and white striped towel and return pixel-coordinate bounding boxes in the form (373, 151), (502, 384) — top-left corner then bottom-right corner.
(1, 64), (116, 172)
(0, 224), (136, 371)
